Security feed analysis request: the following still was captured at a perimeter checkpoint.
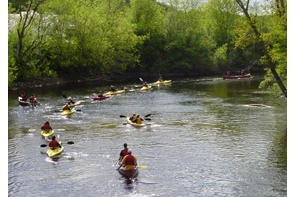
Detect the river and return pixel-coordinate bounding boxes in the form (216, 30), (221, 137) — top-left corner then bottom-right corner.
(8, 76), (287, 197)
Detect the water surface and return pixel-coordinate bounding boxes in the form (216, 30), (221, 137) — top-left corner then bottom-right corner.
(8, 76), (287, 196)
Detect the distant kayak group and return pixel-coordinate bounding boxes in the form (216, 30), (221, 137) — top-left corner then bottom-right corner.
(19, 75), (170, 180)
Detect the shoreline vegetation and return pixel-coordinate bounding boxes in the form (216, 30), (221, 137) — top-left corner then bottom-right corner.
(8, 1), (286, 97)
(8, 72), (207, 92)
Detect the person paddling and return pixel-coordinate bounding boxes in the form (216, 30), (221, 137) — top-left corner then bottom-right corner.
(117, 149), (137, 170)
(135, 115), (143, 124)
(118, 143), (129, 163)
(49, 136), (61, 150)
(41, 121), (52, 133)
(129, 114), (137, 123)
(67, 97), (75, 104)
(109, 85), (116, 92)
(63, 103), (71, 111)
(29, 94), (37, 103)
(20, 93), (27, 101)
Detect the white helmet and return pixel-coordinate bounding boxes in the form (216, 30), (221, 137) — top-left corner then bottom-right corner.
(128, 149), (132, 154)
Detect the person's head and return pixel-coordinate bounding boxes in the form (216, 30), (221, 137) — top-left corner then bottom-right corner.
(124, 143), (127, 148)
(133, 114), (136, 116)
(52, 136), (56, 140)
(137, 115), (140, 117)
(45, 121), (49, 125)
(128, 149), (132, 154)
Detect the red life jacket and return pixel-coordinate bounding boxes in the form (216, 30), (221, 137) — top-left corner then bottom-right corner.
(63, 105), (70, 110)
(49, 140), (59, 148)
(41, 124), (51, 130)
(21, 94), (27, 101)
(124, 155), (135, 165)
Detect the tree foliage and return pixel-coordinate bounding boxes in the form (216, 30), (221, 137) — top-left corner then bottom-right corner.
(8, 0), (287, 96)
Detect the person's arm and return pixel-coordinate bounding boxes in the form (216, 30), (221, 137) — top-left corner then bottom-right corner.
(117, 156), (126, 170)
(118, 151), (122, 162)
(134, 157), (138, 167)
(116, 163), (123, 170)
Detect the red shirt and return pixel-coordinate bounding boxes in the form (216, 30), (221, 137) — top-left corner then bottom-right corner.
(120, 149), (128, 157)
(63, 105), (70, 110)
(21, 94), (27, 101)
(41, 124), (52, 130)
(49, 140), (60, 149)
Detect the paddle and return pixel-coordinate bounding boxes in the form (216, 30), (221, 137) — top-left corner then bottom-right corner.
(55, 109), (81, 112)
(138, 165), (148, 169)
(40, 141), (74, 147)
(120, 114), (151, 118)
(120, 115), (151, 122)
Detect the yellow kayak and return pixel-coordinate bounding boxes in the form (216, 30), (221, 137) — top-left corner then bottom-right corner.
(140, 85), (153, 91)
(41, 129), (54, 137)
(104, 89), (125, 95)
(151, 80), (172, 86)
(46, 143), (64, 158)
(126, 117), (145, 127)
(61, 108), (75, 116)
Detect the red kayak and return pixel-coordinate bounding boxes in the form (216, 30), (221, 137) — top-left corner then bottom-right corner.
(91, 96), (110, 101)
(223, 73), (252, 80)
(117, 167), (139, 179)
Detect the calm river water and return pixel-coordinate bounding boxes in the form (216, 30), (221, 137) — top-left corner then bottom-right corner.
(8, 76), (287, 197)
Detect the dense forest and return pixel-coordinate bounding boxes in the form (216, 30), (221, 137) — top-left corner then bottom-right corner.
(8, 0), (287, 97)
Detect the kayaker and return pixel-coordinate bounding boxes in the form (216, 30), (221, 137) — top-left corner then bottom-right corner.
(41, 121), (52, 132)
(49, 136), (61, 149)
(67, 97), (75, 104)
(118, 143), (129, 162)
(158, 75), (163, 82)
(29, 94), (36, 103)
(143, 82), (148, 87)
(63, 103), (71, 111)
(20, 93), (27, 101)
(97, 91), (104, 97)
(117, 149), (137, 170)
(135, 115), (143, 124)
(109, 85), (116, 92)
(241, 70), (245, 76)
(226, 71), (231, 76)
(129, 114), (137, 123)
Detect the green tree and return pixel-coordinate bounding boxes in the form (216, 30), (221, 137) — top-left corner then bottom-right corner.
(42, 0), (141, 78)
(8, 0), (57, 85)
(130, 0), (165, 71)
(235, 0), (287, 97)
(202, 0), (240, 71)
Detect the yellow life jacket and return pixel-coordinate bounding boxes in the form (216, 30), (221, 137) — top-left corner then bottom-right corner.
(136, 118), (143, 124)
(131, 115), (137, 122)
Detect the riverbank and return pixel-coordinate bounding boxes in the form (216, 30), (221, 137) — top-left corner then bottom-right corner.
(8, 72), (206, 92)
